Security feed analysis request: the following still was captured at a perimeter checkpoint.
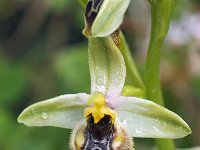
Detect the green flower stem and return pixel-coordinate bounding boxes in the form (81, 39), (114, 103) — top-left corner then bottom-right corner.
(120, 33), (145, 90)
(144, 3), (164, 105)
(155, 139), (175, 150)
(145, 1), (175, 150)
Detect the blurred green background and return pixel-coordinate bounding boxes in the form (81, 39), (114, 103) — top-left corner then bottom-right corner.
(0, 0), (199, 149)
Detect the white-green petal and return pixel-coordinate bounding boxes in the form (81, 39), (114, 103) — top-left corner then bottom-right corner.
(177, 147), (200, 150)
(91, 0), (130, 37)
(89, 37), (126, 99)
(17, 93), (89, 129)
(112, 96), (191, 138)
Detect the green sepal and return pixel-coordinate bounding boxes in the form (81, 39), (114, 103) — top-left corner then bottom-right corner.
(88, 37), (126, 99)
(17, 93), (89, 129)
(112, 96), (192, 139)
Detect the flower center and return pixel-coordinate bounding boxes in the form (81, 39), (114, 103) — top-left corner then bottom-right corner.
(84, 92), (116, 124)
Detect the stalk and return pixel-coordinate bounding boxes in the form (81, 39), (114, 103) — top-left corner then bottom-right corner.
(144, 1), (175, 150)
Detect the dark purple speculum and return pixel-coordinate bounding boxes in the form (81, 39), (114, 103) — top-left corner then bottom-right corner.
(85, 0), (104, 26)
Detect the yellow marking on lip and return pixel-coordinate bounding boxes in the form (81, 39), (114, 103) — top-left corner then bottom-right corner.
(84, 92), (116, 124)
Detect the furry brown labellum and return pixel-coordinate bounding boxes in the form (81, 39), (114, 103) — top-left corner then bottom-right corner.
(70, 115), (134, 150)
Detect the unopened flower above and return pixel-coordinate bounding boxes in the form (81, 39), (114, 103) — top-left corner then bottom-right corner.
(83, 0), (130, 37)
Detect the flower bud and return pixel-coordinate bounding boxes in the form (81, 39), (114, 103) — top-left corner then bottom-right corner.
(83, 0), (130, 37)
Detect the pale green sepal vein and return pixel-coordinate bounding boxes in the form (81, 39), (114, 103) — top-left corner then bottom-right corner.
(17, 93), (89, 129)
(88, 37), (126, 99)
(112, 96), (191, 138)
(91, 0), (130, 37)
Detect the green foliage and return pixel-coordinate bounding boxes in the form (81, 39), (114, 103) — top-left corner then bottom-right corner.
(78, 0), (87, 8)
(0, 109), (69, 150)
(48, 0), (71, 12)
(0, 54), (27, 105)
(53, 44), (90, 93)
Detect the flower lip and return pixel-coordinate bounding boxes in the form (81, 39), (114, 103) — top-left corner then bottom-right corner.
(86, 114), (114, 141)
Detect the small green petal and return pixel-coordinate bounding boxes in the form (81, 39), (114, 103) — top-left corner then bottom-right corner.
(91, 0), (130, 37)
(88, 37), (126, 99)
(122, 85), (145, 98)
(112, 96), (191, 138)
(17, 93), (89, 129)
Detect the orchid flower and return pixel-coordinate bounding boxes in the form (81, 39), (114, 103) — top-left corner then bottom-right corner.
(18, 0), (191, 149)
(17, 35), (191, 149)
